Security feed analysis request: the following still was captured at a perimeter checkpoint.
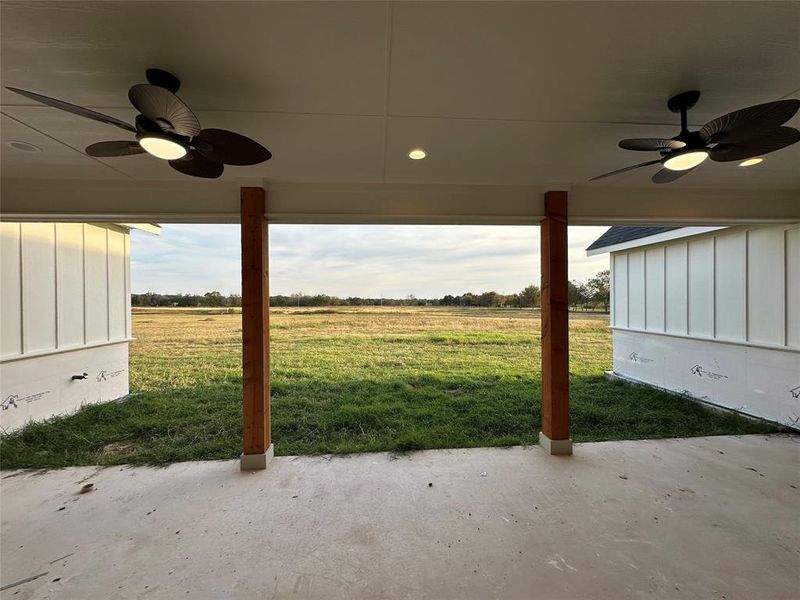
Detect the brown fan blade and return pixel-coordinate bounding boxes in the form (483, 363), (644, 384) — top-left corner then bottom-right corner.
(589, 159), (662, 181)
(169, 149), (224, 179)
(128, 84), (201, 138)
(700, 99), (800, 143)
(710, 127), (800, 162)
(652, 167), (697, 184)
(85, 140), (144, 157)
(193, 129), (272, 165)
(6, 87), (136, 133)
(618, 138), (685, 151)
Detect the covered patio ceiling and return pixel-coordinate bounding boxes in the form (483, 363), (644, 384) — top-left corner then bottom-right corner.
(1, 1), (799, 225)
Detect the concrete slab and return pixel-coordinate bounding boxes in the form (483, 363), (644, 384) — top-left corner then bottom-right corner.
(1, 435), (798, 599)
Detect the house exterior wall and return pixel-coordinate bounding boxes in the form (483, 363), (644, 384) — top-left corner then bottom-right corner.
(1, 222), (132, 431)
(609, 224), (800, 428)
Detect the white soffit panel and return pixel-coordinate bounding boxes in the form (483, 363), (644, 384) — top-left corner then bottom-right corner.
(0, 0), (798, 217)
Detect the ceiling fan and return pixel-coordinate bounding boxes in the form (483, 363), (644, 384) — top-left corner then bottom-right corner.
(6, 68), (271, 179)
(591, 91), (800, 183)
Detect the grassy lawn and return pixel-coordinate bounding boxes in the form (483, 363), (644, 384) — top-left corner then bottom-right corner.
(0, 306), (776, 468)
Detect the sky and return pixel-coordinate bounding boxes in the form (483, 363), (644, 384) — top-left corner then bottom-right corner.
(130, 225), (610, 298)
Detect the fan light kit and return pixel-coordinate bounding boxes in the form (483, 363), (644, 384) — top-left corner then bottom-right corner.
(739, 157), (763, 167)
(5, 68), (272, 179)
(663, 150), (709, 171)
(591, 90), (799, 183)
(408, 148), (426, 160)
(137, 133), (187, 160)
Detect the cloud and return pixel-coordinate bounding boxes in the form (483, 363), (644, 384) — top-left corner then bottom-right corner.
(131, 224), (610, 297)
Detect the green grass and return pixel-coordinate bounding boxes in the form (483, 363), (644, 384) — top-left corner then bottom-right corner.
(0, 307), (777, 469)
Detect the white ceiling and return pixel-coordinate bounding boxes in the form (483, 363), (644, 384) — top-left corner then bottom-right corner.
(0, 1), (799, 222)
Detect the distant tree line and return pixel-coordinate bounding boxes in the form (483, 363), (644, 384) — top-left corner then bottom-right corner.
(568, 270), (610, 312)
(132, 291), (241, 308)
(132, 270), (611, 312)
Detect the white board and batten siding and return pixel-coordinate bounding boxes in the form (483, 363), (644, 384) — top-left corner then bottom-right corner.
(1, 222), (133, 431)
(610, 224), (800, 429)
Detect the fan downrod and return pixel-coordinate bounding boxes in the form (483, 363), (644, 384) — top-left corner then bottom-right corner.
(145, 68), (181, 94)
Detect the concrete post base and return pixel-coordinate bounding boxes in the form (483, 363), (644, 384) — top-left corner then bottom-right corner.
(539, 432), (573, 455)
(240, 443), (274, 471)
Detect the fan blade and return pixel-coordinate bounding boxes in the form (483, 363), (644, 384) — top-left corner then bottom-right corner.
(128, 84), (201, 138)
(169, 149), (224, 179)
(589, 159), (662, 181)
(85, 140), (145, 157)
(193, 129), (272, 165)
(618, 138), (685, 151)
(5, 87), (136, 133)
(652, 167), (697, 184)
(700, 99), (800, 143)
(709, 126), (800, 162)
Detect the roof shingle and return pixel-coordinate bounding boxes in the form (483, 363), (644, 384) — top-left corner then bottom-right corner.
(586, 226), (681, 252)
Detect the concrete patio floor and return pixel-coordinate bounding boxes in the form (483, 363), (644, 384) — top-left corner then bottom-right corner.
(1, 435), (798, 599)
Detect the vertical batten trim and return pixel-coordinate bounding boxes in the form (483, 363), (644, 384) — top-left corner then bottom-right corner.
(106, 227), (111, 341)
(711, 235), (716, 339)
(53, 223), (59, 349)
(609, 254), (615, 327)
(124, 232), (130, 340)
(744, 230), (750, 342)
(18, 223), (25, 355)
(643, 250), (647, 331)
(82, 224), (88, 345)
(782, 228), (788, 347)
(685, 241), (690, 336)
(739, 231), (747, 341)
(662, 245), (667, 333)
(625, 253), (630, 328)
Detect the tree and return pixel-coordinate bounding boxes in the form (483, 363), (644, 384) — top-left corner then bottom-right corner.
(478, 291), (499, 307)
(202, 291), (226, 307)
(567, 280), (588, 309)
(517, 285), (540, 308)
(586, 269), (610, 312)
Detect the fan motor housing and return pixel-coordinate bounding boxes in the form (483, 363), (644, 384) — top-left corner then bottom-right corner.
(667, 90), (700, 113)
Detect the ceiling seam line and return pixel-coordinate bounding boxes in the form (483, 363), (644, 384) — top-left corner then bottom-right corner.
(779, 87), (800, 100)
(381, 0), (394, 183)
(0, 104), (702, 128)
(1, 111), (135, 180)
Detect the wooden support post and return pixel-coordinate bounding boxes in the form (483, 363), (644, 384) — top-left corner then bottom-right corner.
(240, 187), (272, 470)
(540, 190), (572, 455)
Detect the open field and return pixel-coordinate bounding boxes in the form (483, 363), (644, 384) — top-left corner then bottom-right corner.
(1, 307), (776, 468)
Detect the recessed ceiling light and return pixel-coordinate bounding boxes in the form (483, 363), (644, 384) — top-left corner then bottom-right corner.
(408, 148), (426, 160)
(739, 157), (763, 167)
(663, 150), (709, 171)
(7, 140), (42, 153)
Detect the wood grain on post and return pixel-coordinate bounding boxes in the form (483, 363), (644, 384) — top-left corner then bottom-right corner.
(240, 187), (270, 455)
(541, 190), (570, 441)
